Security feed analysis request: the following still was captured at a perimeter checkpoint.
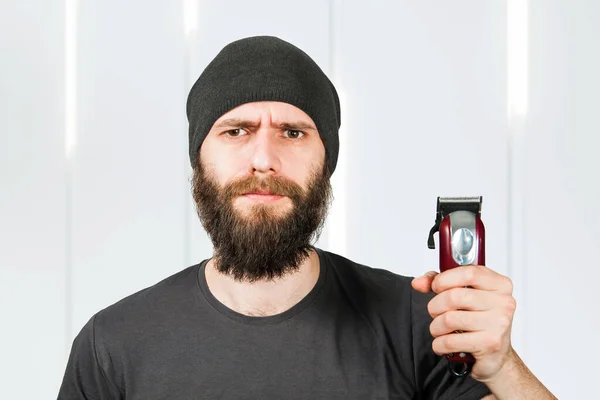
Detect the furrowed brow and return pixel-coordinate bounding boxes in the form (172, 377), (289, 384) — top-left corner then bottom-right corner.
(213, 118), (317, 131)
(276, 121), (317, 131)
(213, 118), (260, 129)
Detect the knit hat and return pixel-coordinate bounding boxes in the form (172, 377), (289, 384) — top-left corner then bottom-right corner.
(186, 35), (341, 175)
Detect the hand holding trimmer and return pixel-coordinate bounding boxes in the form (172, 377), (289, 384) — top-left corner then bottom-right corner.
(427, 196), (485, 377)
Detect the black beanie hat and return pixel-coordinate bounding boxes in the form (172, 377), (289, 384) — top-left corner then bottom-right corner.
(186, 35), (341, 175)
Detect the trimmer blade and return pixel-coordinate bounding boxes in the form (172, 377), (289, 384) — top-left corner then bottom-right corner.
(437, 196), (482, 216)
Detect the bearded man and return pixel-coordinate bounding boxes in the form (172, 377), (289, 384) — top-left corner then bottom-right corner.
(58, 36), (556, 400)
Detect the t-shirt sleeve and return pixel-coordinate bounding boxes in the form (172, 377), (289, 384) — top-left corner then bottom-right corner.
(57, 315), (120, 400)
(410, 288), (492, 400)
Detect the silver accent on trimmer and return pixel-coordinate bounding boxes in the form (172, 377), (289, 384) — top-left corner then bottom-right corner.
(449, 210), (478, 265)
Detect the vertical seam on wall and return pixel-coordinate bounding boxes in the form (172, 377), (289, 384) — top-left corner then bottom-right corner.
(183, 7), (191, 269)
(64, 0), (77, 354)
(507, 0), (529, 361)
(182, 0), (198, 268)
(65, 152), (72, 353)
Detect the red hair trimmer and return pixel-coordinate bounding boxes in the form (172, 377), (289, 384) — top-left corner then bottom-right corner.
(427, 196), (485, 376)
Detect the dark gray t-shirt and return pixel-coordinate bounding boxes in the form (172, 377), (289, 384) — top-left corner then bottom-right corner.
(58, 248), (491, 399)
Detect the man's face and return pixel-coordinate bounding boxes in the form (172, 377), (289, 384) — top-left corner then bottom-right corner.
(192, 101), (332, 282)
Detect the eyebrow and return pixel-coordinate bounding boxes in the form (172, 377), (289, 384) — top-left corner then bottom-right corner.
(213, 118), (317, 131)
(213, 118), (259, 129)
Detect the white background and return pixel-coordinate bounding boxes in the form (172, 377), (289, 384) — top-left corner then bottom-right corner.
(1, 1), (598, 398)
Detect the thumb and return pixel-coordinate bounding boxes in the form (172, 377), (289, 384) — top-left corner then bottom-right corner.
(411, 271), (438, 293)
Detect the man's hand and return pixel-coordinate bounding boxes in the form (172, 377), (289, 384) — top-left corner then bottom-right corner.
(411, 266), (557, 399)
(411, 265), (517, 383)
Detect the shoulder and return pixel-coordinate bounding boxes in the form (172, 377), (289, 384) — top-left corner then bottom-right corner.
(319, 248), (429, 300)
(321, 249), (410, 287)
(91, 263), (203, 337)
(63, 264), (206, 395)
(318, 248), (432, 318)
(318, 248), (437, 330)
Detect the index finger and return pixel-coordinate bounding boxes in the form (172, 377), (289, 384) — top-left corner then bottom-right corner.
(431, 265), (513, 294)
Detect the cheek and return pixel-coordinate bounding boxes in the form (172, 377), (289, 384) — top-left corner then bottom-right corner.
(200, 142), (244, 183)
(279, 165), (317, 195)
(286, 167), (311, 188)
(283, 142), (325, 180)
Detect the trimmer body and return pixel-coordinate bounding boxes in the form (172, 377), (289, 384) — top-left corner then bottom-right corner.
(427, 196), (485, 376)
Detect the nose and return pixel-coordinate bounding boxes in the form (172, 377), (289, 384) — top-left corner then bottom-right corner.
(248, 128), (281, 176)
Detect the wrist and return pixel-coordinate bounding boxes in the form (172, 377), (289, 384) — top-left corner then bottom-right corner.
(485, 348), (521, 386)
(481, 349), (557, 400)
(478, 348), (525, 400)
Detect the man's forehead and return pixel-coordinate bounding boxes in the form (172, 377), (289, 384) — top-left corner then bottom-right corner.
(214, 101), (316, 126)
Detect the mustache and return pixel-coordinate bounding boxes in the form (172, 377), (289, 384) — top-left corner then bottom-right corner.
(222, 175), (305, 199)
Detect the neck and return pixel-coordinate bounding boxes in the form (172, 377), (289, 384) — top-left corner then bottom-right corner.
(204, 248), (321, 317)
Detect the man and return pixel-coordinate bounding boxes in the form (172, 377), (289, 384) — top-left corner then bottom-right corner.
(58, 36), (556, 399)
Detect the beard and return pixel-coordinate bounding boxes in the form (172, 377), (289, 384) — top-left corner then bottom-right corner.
(191, 161), (333, 283)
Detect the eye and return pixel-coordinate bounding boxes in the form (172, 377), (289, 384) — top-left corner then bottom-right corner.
(225, 128), (248, 137)
(284, 129), (304, 139)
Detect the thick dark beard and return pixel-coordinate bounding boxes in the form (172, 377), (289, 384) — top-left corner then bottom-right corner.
(191, 161), (333, 283)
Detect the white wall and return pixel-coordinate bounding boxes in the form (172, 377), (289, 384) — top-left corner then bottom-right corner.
(1, 0), (597, 398)
(520, 1), (600, 396)
(70, 0), (189, 354)
(0, 1), (67, 398)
